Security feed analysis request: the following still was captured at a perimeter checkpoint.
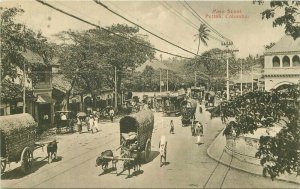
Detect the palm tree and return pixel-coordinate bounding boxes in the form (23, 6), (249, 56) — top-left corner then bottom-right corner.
(194, 24), (210, 55)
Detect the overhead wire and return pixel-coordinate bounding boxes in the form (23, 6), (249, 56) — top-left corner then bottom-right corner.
(36, 0), (235, 64)
(163, 1), (226, 44)
(178, 1), (228, 43)
(93, 0), (199, 57)
(107, 1), (198, 53)
(35, 0), (195, 60)
(183, 1), (232, 42)
(161, 1), (198, 30)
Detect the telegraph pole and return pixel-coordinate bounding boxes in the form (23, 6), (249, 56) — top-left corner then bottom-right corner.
(160, 54), (162, 93)
(23, 63), (26, 113)
(194, 71), (197, 87)
(166, 69), (169, 92)
(240, 61), (243, 95)
(114, 66), (117, 109)
(160, 69), (162, 93)
(221, 41), (238, 101)
(251, 64), (254, 91)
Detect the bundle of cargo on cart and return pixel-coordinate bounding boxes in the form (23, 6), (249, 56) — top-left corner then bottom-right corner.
(1, 113), (58, 175)
(95, 110), (154, 177)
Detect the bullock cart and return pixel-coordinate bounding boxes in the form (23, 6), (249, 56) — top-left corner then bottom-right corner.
(119, 110), (154, 163)
(0, 113), (55, 174)
(181, 98), (197, 127)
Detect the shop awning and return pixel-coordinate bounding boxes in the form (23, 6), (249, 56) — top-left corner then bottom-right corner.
(36, 94), (52, 104)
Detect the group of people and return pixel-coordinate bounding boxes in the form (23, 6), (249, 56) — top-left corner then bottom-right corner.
(77, 114), (99, 134)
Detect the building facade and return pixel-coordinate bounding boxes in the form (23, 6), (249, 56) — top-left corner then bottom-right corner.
(264, 36), (300, 91)
(0, 50), (54, 128)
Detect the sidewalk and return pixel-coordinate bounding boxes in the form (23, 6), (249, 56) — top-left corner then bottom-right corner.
(207, 128), (300, 185)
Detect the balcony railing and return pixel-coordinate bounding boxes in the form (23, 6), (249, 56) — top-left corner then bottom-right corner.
(264, 67), (300, 76)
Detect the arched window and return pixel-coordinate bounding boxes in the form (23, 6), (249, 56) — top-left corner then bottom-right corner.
(282, 56), (290, 67)
(272, 56), (280, 67)
(292, 55), (300, 67)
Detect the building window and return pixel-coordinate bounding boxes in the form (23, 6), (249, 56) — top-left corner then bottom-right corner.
(282, 56), (290, 67)
(272, 56), (280, 67)
(292, 55), (300, 67)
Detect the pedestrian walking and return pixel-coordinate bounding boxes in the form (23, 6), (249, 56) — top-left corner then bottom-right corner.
(191, 121), (195, 136)
(93, 116), (99, 133)
(89, 115), (94, 133)
(196, 122), (204, 145)
(109, 108), (114, 122)
(169, 120), (174, 134)
(159, 135), (167, 167)
(77, 117), (82, 133)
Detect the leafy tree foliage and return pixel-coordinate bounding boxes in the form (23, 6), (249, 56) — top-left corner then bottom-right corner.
(254, 0), (300, 39)
(0, 7), (53, 103)
(100, 24), (155, 94)
(215, 86), (300, 179)
(57, 24), (155, 107)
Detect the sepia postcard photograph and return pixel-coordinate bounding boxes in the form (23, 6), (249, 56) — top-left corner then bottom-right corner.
(0, 0), (300, 188)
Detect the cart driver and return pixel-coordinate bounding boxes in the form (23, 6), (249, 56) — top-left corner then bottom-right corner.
(159, 135), (167, 167)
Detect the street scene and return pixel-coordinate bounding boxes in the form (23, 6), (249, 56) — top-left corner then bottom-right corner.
(1, 1), (300, 188)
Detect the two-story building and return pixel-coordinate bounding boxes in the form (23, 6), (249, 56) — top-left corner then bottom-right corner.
(0, 50), (54, 128)
(264, 36), (300, 91)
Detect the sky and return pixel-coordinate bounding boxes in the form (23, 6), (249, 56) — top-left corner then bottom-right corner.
(1, 0), (287, 59)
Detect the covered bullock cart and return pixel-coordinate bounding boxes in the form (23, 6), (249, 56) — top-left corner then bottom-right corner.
(1, 113), (37, 174)
(120, 110), (154, 162)
(180, 98), (197, 126)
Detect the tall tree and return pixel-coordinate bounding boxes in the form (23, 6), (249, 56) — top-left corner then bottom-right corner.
(254, 0), (300, 39)
(217, 86), (300, 179)
(0, 7), (53, 103)
(195, 24), (210, 55)
(99, 24), (155, 99)
(57, 24), (155, 108)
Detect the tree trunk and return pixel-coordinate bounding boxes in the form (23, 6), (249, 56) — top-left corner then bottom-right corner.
(117, 72), (122, 109)
(65, 78), (76, 110)
(197, 38), (201, 55)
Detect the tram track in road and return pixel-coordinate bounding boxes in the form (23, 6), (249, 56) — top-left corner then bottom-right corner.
(32, 141), (121, 188)
(6, 133), (120, 188)
(202, 143), (234, 188)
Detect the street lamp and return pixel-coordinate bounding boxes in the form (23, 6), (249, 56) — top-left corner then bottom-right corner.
(221, 41), (234, 101)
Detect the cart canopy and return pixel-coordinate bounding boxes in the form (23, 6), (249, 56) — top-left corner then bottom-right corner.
(0, 113), (37, 134)
(0, 113), (37, 160)
(120, 110), (154, 134)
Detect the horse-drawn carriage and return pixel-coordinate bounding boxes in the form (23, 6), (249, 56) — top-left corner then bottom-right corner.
(1, 113), (57, 175)
(180, 98), (197, 127)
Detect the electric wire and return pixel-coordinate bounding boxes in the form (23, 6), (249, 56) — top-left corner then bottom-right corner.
(183, 1), (232, 42)
(35, 0), (195, 60)
(36, 0), (237, 65)
(93, 0), (199, 57)
(107, 1), (198, 53)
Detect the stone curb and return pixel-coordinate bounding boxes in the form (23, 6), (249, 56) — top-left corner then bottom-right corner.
(207, 129), (300, 185)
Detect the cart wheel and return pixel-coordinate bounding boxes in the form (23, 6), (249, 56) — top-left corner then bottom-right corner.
(21, 147), (33, 174)
(144, 139), (151, 163)
(1, 159), (6, 174)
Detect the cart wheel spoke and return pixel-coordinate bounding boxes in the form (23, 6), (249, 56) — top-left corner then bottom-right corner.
(21, 147), (33, 174)
(1, 159), (6, 174)
(144, 139), (151, 163)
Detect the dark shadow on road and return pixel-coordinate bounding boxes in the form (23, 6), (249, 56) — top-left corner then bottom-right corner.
(98, 167), (117, 176)
(124, 170), (144, 179)
(144, 151), (159, 164)
(51, 156), (63, 163)
(1, 159), (48, 180)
